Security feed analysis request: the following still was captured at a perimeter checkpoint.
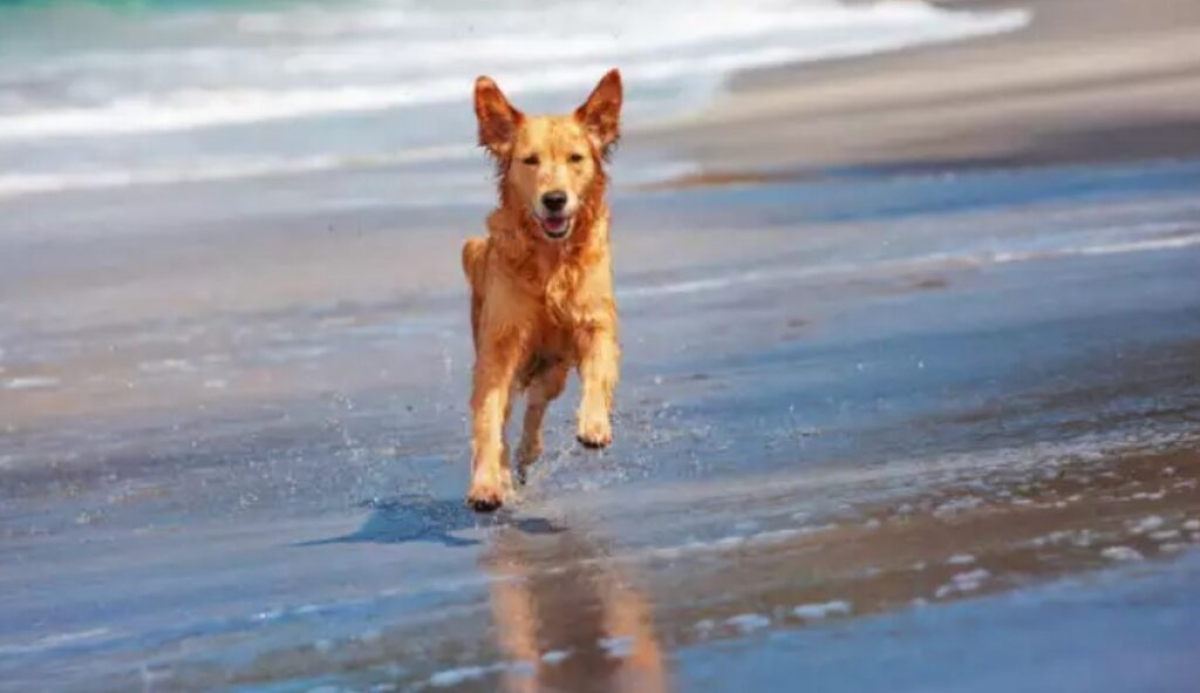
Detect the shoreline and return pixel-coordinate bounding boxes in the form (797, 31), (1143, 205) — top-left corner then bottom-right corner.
(3, 4), (1200, 689)
(633, 0), (1200, 189)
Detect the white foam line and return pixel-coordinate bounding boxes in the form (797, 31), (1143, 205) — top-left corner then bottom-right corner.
(621, 232), (1200, 300)
(725, 613), (772, 632)
(4, 376), (61, 391)
(0, 145), (473, 199)
(1069, 234), (1200, 256)
(991, 234), (1200, 263)
(0, 628), (112, 655)
(792, 600), (853, 620)
(427, 659), (538, 688)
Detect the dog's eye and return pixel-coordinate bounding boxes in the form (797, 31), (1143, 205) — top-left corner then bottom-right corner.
(521, 154), (540, 166)
(569, 153), (585, 163)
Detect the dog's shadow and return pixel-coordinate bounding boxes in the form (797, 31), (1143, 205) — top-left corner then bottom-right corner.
(297, 494), (564, 549)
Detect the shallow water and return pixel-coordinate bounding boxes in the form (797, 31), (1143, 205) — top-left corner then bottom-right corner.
(2, 154), (1199, 691)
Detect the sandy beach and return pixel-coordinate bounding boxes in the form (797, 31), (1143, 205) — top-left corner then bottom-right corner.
(2, 1), (1200, 691)
(639, 0), (1200, 173)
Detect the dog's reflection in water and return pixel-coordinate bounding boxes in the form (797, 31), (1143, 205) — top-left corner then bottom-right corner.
(482, 523), (669, 693)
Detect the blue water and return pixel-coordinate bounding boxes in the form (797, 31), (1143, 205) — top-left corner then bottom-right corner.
(677, 552), (1200, 693)
(0, 0), (1028, 202)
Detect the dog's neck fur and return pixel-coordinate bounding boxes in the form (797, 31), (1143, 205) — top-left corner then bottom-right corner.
(487, 167), (609, 295)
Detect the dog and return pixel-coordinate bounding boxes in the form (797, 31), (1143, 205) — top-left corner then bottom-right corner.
(462, 69), (623, 512)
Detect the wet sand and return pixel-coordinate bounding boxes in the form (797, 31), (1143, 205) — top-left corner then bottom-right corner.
(3, 155), (1200, 691)
(4, 2), (1200, 691)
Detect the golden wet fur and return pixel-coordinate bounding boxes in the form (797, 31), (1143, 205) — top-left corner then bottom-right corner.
(462, 69), (623, 512)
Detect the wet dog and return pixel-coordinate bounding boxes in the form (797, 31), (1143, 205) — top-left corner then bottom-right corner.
(462, 69), (623, 512)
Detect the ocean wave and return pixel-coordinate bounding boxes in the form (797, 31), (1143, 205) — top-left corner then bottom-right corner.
(0, 0), (1030, 201)
(0, 2), (1030, 140)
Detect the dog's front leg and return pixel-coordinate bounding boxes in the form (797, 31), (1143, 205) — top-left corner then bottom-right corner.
(468, 323), (525, 512)
(575, 318), (619, 449)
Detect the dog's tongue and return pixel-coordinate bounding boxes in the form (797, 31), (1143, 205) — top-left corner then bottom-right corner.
(544, 217), (566, 232)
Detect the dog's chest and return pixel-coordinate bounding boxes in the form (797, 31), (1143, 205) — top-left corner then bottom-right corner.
(541, 262), (587, 324)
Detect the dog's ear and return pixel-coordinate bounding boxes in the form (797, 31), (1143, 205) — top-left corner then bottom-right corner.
(575, 69), (622, 156)
(475, 76), (522, 158)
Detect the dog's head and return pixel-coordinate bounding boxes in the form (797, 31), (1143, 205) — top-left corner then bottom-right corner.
(474, 69), (622, 241)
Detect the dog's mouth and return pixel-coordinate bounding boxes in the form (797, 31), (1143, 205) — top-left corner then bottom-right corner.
(538, 214), (572, 240)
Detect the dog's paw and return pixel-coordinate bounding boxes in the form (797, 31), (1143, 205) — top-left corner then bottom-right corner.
(576, 416), (613, 449)
(516, 435), (543, 469)
(466, 477), (507, 513)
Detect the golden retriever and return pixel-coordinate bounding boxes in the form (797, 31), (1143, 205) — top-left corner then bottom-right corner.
(462, 69), (623, 512)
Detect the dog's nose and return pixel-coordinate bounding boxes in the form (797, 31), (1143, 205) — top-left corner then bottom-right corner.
(541, 190), (568, 213)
